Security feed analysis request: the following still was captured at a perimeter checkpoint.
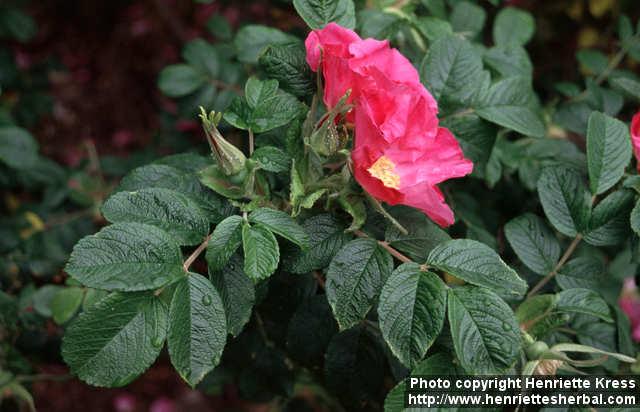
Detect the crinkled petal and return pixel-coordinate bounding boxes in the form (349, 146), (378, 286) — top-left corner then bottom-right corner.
(389, 127), (473, 187)
(401, 182), (455, 227)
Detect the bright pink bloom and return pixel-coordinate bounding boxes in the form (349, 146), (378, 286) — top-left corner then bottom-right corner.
(305, 23), (360, 110)
(619, 277), (640, 342)
(305, 23), (473, 227)
(632, 111), (640, 171)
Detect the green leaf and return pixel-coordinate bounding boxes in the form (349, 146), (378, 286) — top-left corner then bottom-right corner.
(182, 38), (219, 78)
(338, 193), (366, 232)
(556, 288), (613, 322)
(586, 111), (632, 195)
(234, 25), (297, 64)
(197, 164), (245, 200)
(413, 16), (452, 43)
(252, 145), (291, 173)
(31, 285), (61, 318)
(224, 77), (301, 133)
(422, 0), (447, 19)
(475, 76), (545, 137)
(326, 238), (393, 330)
(293, 0), (356, 30)
(516, 294), (555, 323)
(242, 223), (280, 281)
(83, 288), (109, 310)
(447, 286), (520, 374)
(248, 208), (309, 248)
(168, 273), (227, 387)
(577, 49), (609, 75)
(118, 163), (231, 224)
(420, 35), (484, 103)
(206, 215), (243, 271)
(427, 239), (528, 297)
(358, 10), (403, 40)
(258, 42), (314, 97)
(556, 256), (604, 290)
(537, 166), (591, 237)
(384, 353), (461, 412)
(283, 214), (350, 274)
(51, 287), (84, 324)
(101, 188), (209, 246)
(493, 7), (535, 46)
(583, 189), (634, 246)
(484, 45), (533, 80)
(385, 206), (451, 263)
(554, 100), (592, 135)
(610, 76), (640, 101)
(62, 292), (168, 387)
(0, 126), (38, 170)
(378, 263), (447, 368)
(117, 164), (192, 192)
(504, 213), (560, 275)
(516, 294), (566, 340)
(206, 14), (232, 40)
(209, 254), (255, 337)
(158, 64), (205, 97)
(631, 198), (640, 236)
(442, 114), (497, 178)
(65, 223), (184, 291)
(450, 1), (486, 37)
(151, 152), (209, 173)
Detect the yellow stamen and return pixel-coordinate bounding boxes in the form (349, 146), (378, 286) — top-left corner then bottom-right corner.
(367, 156), (400, 189)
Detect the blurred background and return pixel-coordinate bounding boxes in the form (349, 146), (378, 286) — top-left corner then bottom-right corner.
(1, 0), (639, 411)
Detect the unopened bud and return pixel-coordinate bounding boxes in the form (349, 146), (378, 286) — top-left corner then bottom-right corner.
(199, 107), (246, 176)
(525, 341), (549, 360)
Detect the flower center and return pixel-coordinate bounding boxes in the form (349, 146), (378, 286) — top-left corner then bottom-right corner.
(367, 155), (400, 189)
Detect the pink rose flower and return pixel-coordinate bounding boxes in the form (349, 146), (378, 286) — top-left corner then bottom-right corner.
(305, 23), (473, 226)
(305, 23), (360, 111)
(619, 277), (640, 342)
(632, 111), (640, 171)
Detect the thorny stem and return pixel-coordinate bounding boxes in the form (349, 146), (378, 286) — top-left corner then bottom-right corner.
(526, 234), (583, 298)
(182, 234), (211, 272)
(354, 230), (413, 264)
